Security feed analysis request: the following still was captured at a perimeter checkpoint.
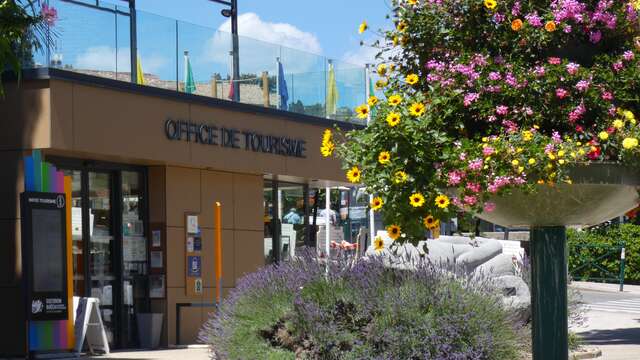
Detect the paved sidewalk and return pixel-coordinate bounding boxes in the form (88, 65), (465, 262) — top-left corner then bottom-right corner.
(81, 347), (210, 360)
(571, 280), (640, 294)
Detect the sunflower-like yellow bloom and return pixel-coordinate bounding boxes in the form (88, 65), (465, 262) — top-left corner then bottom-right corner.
(409, 192), (425, 207)
(423, 215), (439, 230)
(375, 79), (388, 90)
(394, 170), (408, 184)
(409, 102), (426, 117)
(407, 0), (418, 5)
(320, 142), (335, 157)
(377, 63), (387, 76)
(358, 21), (368, 34)
(435, 194), (450, 208)
(405, 73), (419, 85)
(373, 236), (385, 252)
(484, 0), (497, 10)
(396, 21), (408, 33)
(346, 166), (361, 183)
(368, 96), (378, 106)
(388, 94), (403, 106)
(370, 196), (383, 211)
(386, 112), (401, 127)
(355, 104), (369, 119)
(386, 224), (401, 240)
(378, 151), (391, 164)
(522, 130), (533, 141)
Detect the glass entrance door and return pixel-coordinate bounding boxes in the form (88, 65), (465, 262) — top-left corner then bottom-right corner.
(56, 159), (148, 349)
(88, 171), (117, 345)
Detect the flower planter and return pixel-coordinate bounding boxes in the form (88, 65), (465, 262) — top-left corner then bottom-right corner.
(475, 163), (639, 360)
(476, 163), (640, 228)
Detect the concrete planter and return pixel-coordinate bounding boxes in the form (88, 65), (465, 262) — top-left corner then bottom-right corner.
(476, 163), (640, 227)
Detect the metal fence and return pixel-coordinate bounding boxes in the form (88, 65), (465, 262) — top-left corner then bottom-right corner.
(569, 242), (626, 291)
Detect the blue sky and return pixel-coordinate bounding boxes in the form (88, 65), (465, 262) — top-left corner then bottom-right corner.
(134, 0), (392, 65)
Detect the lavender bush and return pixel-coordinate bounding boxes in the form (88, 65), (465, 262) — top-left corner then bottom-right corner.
(200, 250), (520, 359)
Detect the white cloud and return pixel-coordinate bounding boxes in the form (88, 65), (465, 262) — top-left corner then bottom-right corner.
(202, 13), (324, 75)
(74, 46), (168, 74)
(218, 13), (322, 54)
(341, 44), (380, 67)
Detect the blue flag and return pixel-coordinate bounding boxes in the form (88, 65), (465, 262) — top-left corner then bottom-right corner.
(278, 61), (289, 110)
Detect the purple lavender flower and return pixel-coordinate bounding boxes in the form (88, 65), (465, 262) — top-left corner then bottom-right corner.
(488, 71), (502, 81)
(623, 50), (635, 61)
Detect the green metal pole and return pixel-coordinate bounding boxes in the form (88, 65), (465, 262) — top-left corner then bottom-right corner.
(530, 226), (568, 360)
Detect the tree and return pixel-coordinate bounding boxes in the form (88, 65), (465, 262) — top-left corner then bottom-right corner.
(0, 0), (56, 95)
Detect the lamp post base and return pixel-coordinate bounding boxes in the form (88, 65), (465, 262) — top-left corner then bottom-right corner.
(530, 226), (568, 360)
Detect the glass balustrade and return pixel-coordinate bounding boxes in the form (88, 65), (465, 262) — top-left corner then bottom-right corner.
(27, 0), (368, 123)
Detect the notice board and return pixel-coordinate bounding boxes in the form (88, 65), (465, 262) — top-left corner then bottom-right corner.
(185, 213), (203, 296)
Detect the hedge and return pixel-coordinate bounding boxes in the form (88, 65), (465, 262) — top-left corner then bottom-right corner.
(568, 224), (639, 284)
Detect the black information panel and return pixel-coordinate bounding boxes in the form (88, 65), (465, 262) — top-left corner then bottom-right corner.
(20, 192), (69, 321)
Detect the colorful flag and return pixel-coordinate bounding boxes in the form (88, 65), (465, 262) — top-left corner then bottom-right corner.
(326, 62), (339, 116)
(136, 56), (145, 85)
(184, 51), (196, 94)
(278, 60), (289, 110)
(228, 76), (234, 100)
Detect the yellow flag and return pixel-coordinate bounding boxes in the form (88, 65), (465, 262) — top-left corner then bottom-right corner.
(326, 63), (339, 116)
(136, 56), (145, 85)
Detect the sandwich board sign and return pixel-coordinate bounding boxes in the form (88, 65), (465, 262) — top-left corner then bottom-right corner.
(74, 297), (110, 354)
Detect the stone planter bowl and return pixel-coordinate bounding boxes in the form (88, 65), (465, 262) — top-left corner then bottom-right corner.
(475, 163), (640, 227)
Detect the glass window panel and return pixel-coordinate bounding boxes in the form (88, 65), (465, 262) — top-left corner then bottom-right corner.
(89, 171), (115, 345)
(62, 169), (85, 296)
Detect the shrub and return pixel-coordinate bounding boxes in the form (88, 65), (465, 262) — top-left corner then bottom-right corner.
(568, 223), (638, 283)
(200, 251), (520, 359)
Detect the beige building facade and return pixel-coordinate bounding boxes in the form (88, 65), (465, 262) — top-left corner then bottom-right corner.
(0, 69), (358, 355)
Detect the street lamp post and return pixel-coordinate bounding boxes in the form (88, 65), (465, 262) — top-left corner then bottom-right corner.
(210, 0), (239, 102)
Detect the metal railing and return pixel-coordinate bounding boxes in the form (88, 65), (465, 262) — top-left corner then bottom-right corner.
(569, 242), (626, 291)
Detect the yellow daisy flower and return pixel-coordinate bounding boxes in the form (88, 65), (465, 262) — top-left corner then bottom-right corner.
(435, 194), (450, 209)
(368, 96), (378, 106)
(346, 166), (361, 183)
(598, 131), (609, 140)
(375, 79), (388, 90)
(388, 94), (403, 106)
(522, 130), (533, 141)
(423, 215), (439, 230)
(320, 143), (335, 157)
(386, 112), (401, 127)
(409, 192), (425, 207)
(370, 197), (383, 211)
(373, 236), (385, 252)
(386, 224), (401, 240)
(484, 0), (497, 10)
(409, 102), (426, 117)
(405, 73), (419, 85)
(378, 151), (391, 164)
(394, 170), (408, 184)
(358, 21), (368, 34)
(613, 119), (624, 129)
(623, 137), (639, 149)
(396, 21), (408, 32)
(407, 0), (418, 5)
(377, 63), (387, 76)
(355, 104), (369, 119)
(528, 158), (536, 165)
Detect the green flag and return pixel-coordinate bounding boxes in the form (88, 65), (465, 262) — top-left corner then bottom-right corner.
(184, 51), (196, 94)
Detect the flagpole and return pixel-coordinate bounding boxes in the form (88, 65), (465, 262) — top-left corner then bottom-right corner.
(366, 64), (376, 250)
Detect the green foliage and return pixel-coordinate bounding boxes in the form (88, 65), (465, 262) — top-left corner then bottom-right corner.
(203, 256), (521, 359)
(568, 223), (638, 283)
(0, 0), (50, 95)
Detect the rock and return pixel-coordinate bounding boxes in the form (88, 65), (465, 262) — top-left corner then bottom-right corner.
(473, 253), (517, 277)
(492, 275), (531, 324)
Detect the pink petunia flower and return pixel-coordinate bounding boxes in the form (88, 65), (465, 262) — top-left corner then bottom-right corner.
(484, 202), (496, 212)
(556, 88), (568, 99)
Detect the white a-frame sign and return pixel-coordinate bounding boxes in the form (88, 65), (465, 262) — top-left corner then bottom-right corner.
(74, 297), (110, 355)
